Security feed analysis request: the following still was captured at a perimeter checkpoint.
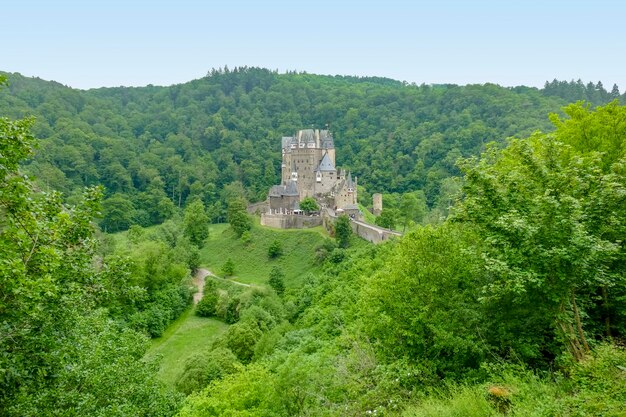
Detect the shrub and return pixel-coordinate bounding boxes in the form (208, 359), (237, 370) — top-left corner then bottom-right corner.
(175, 348), (240, 395)
(195, 281), (220, 317)
(221, 258), (235, 277)
(268, 239), (283, 259)
(268, 266), (285, 296)
(225, 321), (263, 363)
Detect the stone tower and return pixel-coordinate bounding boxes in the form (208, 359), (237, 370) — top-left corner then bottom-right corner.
(270, 128), (357, 214)
(373, 193), (383, 216)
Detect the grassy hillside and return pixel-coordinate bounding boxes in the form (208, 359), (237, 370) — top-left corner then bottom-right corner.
(200, 222), (328, 287)
(145, 306), (228, 388)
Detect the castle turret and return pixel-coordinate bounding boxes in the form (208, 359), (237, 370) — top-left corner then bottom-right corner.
(346, 172), (355, 193)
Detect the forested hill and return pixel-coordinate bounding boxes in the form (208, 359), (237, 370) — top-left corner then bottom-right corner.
(0, 68), (621, 230)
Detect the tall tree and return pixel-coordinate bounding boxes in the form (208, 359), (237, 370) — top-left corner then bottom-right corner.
(335, 215), (353, 248)
(183, 199), (209, 246)
(456, 123), (625, 361)
(227, 198), (252, 237)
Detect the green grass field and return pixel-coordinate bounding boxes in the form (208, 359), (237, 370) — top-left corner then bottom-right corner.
(200, 222), (328, 287)
(145, 306), (228, 388)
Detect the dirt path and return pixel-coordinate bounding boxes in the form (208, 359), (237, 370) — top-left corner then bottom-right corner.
(193, 268), (252, 304)
(192, 269), (210, 304)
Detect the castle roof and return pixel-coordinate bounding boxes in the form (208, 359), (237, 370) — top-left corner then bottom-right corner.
(282, 136), (293, 149)
(299, 129), (315, 143)
(321, 130), (334, 149)
(346, 171), (355, 188)
(269, 185), (285, 197)
(317, 152), (335, 172)
(284, 179), (299, 196)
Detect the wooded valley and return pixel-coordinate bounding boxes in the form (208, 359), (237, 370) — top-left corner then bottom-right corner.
(1, 70), (625, 416)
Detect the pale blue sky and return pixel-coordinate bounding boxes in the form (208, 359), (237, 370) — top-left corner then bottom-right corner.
(2, 0), (625, 90)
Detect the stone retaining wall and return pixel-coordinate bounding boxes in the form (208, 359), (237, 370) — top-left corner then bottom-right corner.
(260, 213), (323, 229)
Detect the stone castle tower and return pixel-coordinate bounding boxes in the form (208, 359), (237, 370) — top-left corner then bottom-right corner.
(268, 129), (358, 213)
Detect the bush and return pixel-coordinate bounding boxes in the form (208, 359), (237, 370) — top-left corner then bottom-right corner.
(240, 230), (252, 245)
(268, 239), (283, 259)
(221, 258), (235, 277)
(335, 214), (352, 248)
(175, 348), (240, 395)
(196, 281), (220, 317)
(268, 266), (285, 296)
(225, 321), (263, 363)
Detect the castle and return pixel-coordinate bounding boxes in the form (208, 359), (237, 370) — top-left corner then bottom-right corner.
(260, 129), (400, 243)
(267, 129), (360, 217)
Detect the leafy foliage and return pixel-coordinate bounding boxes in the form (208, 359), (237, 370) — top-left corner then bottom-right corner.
(227, 198), (251, 237)
(175, 347), (240, 395)
(221, 257), (235, 277)
(2, 69), (620, 232)
(455, 102), (626, 361)
(195, 279), (220, 317)
(299, 196), (319, 213)
(335, 214), (353, 248)
(267, 239), (283, 258)
(0, 100), (181, 414)
(268, 266), (285, 296)
(183, 199), (209, 246)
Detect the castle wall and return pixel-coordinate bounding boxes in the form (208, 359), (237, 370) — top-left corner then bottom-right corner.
(247, 200), (268, 215)
(350, 219), (400, 243)
(320, 208), (401, 243)
(269, 194), (299, 212)
(261, 213), (323, 229)
(314, 170), (336, 195)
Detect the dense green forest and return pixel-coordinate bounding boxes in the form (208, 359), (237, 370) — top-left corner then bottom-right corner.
(0, 68), (622, 231)
(2, 70), (626, 416)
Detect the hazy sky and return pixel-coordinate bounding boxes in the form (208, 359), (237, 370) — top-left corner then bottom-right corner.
(2, 0), (625, 90)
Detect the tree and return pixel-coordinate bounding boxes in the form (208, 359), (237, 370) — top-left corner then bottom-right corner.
(222, 258), (235, 277)
(456, 128), (624, 361)
(227, 198), (251, 237)
(0, 96), (181, 414)
(375, 208), (398, 229)
(268, 266), (285, 296)
(335, 215), (353, 248)
(183, 199), (209, 246)
(175, 347), (240, 395)
(610, 83), (621, 100)
(196, 280), (219, 317)
(399, 193), (419, 232)
(361, 224), (487, 377)
(268, 239), (283, 259)
(299, 196), (319, 214)
(101, 193), (135, 232)
(225, 321), (263, 363)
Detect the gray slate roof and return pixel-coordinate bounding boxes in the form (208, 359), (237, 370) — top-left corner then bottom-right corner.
(346, 172), (354, 188)
(284, 180), (299, 196)
(269, 185), (285, 197)
(317, 152), (335, 172)
(282, 136), (294, 149)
